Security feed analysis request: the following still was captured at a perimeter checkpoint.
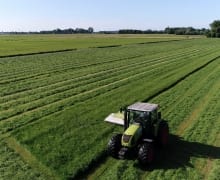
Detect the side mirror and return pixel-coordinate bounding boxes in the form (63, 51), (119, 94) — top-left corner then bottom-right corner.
(158, 112), (161, 119)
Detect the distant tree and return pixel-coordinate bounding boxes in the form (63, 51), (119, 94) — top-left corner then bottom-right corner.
(209, 20), (220, 38)
(210, 20), (220, 32)
(88, 27), (94, 33)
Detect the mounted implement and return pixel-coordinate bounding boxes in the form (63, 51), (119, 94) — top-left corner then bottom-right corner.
(105, 102), (169, 165)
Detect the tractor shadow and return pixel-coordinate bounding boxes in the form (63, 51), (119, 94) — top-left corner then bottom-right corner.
(134, 134), (220, 171)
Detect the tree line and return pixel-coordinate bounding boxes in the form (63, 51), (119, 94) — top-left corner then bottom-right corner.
(2, 20), (220, 37)
(39, 27), (94, 34)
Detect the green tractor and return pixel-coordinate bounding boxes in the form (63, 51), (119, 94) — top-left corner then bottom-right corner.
(105, 102), (169, 165)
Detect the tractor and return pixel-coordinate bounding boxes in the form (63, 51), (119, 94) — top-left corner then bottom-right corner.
(105, 102), (169, 165)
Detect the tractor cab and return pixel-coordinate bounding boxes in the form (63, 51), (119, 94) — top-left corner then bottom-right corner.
(105, 102), (169, 164)
(124, 102), (159, 132)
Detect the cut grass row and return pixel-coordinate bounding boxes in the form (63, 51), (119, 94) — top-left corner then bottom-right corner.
(0, 38), (220, 179)
(0, 39), (196, 83)
(1, 41), (220, 135)
(5, 43), (220, 178)
(0, 38), (210, 82)
(0, 45), (212, 111)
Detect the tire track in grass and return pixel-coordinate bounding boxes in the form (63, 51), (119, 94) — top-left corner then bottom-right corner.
(4, 136), (60, 180)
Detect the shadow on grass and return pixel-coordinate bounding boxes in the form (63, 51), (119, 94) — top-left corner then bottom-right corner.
(135, 134), (220, 171)
(72, 134), (220, 179)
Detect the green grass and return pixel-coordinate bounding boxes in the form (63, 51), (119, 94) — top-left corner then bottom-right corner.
(0, 36), (219, 179)
(0, 34), (187, 57)
(0, 139), (47, 180)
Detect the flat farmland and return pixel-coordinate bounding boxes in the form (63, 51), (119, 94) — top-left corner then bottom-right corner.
(0, 34), (186, 57)
(0, 35), (219, 180)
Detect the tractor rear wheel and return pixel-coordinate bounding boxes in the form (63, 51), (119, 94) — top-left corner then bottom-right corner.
(138, 143), (154, 165)
(158, 120), (169, 146)
(107, 134), (122, 158)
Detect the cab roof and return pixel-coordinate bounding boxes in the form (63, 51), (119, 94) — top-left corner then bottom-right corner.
(127, 102), (158, 112)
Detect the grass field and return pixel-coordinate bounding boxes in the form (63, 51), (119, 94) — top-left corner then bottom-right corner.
(0, 34), (219, 180)
(0, 34), (187, 57)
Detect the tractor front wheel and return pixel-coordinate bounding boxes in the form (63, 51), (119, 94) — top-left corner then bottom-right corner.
(138, 143), (154, 165)
(107, 134), (122, 158)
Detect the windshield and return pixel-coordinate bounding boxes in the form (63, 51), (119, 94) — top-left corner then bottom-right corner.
(128, 110), (150, 124)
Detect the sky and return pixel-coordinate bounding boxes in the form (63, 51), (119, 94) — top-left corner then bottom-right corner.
(0, 0), (219, 32)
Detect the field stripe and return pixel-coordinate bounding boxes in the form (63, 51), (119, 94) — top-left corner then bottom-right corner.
(4, 136), (60, 180)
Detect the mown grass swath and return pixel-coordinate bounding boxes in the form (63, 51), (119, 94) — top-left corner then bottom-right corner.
(0, 37), (219, 179)
(0, 34), (185, 57)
